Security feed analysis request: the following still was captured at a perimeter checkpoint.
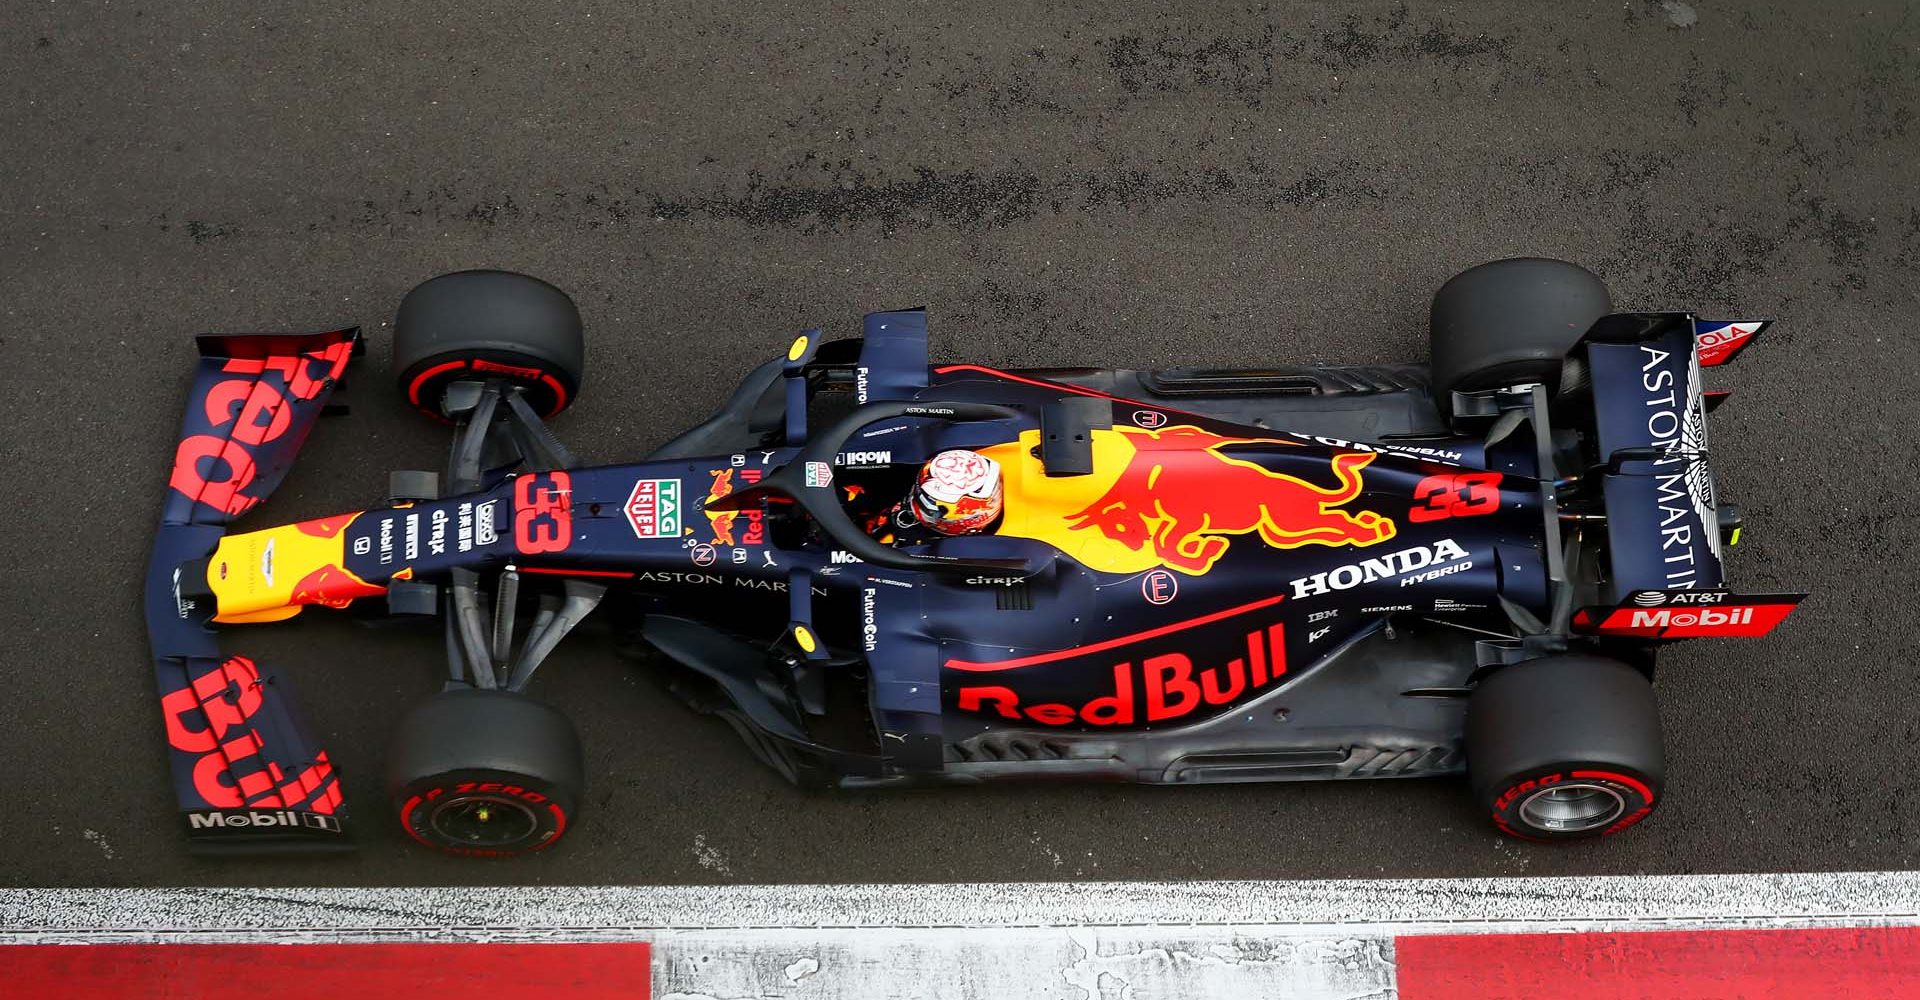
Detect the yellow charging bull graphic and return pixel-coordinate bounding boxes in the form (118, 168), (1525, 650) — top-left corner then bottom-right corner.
(981, 425), (1396, 575)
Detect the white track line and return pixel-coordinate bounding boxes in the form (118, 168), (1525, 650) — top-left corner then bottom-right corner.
(4, 872), (1919, 937)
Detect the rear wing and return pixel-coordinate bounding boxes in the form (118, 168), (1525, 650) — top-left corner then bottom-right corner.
(1581, 315), (1769, 602)
(145, 329), (359, 853)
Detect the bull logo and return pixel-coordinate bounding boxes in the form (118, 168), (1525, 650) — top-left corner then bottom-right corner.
(704, 469), (738, 545)
(289, 562), (388, 609)
(982, 425), (1396, 576)
(703, 467), (767, 546)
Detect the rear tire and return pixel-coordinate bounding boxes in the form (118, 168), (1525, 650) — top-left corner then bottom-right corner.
(1466, 654), (1663, 841)
(393, 269), (584, 420)
(387, 688), (585, 857)
(1429, 257), (1611, 422)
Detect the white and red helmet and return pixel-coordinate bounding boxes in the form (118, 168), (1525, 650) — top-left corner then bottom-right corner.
(912, 449), (1004, 535)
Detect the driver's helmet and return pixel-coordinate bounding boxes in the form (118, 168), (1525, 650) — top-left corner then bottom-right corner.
(911, 449), (1004, 535)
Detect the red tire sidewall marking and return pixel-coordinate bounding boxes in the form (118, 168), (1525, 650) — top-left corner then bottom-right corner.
(1492, 768), (1657, 839)
(398, 777), (572, 858)
(405, 360), (470, 408)
(406, 356), (568, 419)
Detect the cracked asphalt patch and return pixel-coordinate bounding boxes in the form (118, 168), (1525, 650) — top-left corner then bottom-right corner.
(1, 1), (1915, 887)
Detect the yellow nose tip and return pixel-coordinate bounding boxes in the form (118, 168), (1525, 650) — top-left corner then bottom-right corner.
(793, 625), (817, 653)
(787, 335), (810, 362)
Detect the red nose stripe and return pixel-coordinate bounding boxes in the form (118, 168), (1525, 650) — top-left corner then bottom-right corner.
(0, 942), (651, 999)
(1396, 927), (1920, 1000)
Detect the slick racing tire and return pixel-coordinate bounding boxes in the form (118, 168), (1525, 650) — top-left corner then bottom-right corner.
(393, 269), (584, 420)
(1428, 257), (1611, 423)
(1466, 654), (1663, 841)
(387, 688), (585, 857)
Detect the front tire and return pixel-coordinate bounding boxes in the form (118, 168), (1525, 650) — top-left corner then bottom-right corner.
(387, 689), (585, 857)
(393, 269), (584, 420)
(1466, 654), (1664, 840)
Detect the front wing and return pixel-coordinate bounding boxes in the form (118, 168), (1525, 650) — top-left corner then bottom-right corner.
(145, 329), (359, 852)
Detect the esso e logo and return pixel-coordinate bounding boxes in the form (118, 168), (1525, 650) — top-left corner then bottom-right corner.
(1141, 570), (1178, 605)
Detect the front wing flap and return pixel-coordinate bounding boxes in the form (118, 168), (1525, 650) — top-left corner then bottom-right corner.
(146, 329), (358, 852)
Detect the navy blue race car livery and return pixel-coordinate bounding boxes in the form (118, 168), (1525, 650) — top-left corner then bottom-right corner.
(147, 262), (1801, 855)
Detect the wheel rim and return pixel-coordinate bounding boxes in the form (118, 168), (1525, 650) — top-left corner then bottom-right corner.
(428, 795), (539, 848)
(1517, 782), (1626, 833)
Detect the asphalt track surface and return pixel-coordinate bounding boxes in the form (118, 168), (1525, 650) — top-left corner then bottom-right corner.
(2, 1), (1916, 888)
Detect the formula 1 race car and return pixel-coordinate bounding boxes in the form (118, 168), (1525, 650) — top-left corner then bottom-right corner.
(147, 260), (1802, 855)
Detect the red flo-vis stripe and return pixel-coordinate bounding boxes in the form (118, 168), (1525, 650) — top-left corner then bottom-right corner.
(1395, 926), (1920, 1000)
(0, 943), (651, 1000)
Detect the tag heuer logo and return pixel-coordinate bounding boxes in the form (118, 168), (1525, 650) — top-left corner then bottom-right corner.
(626, 479), (682, 538)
